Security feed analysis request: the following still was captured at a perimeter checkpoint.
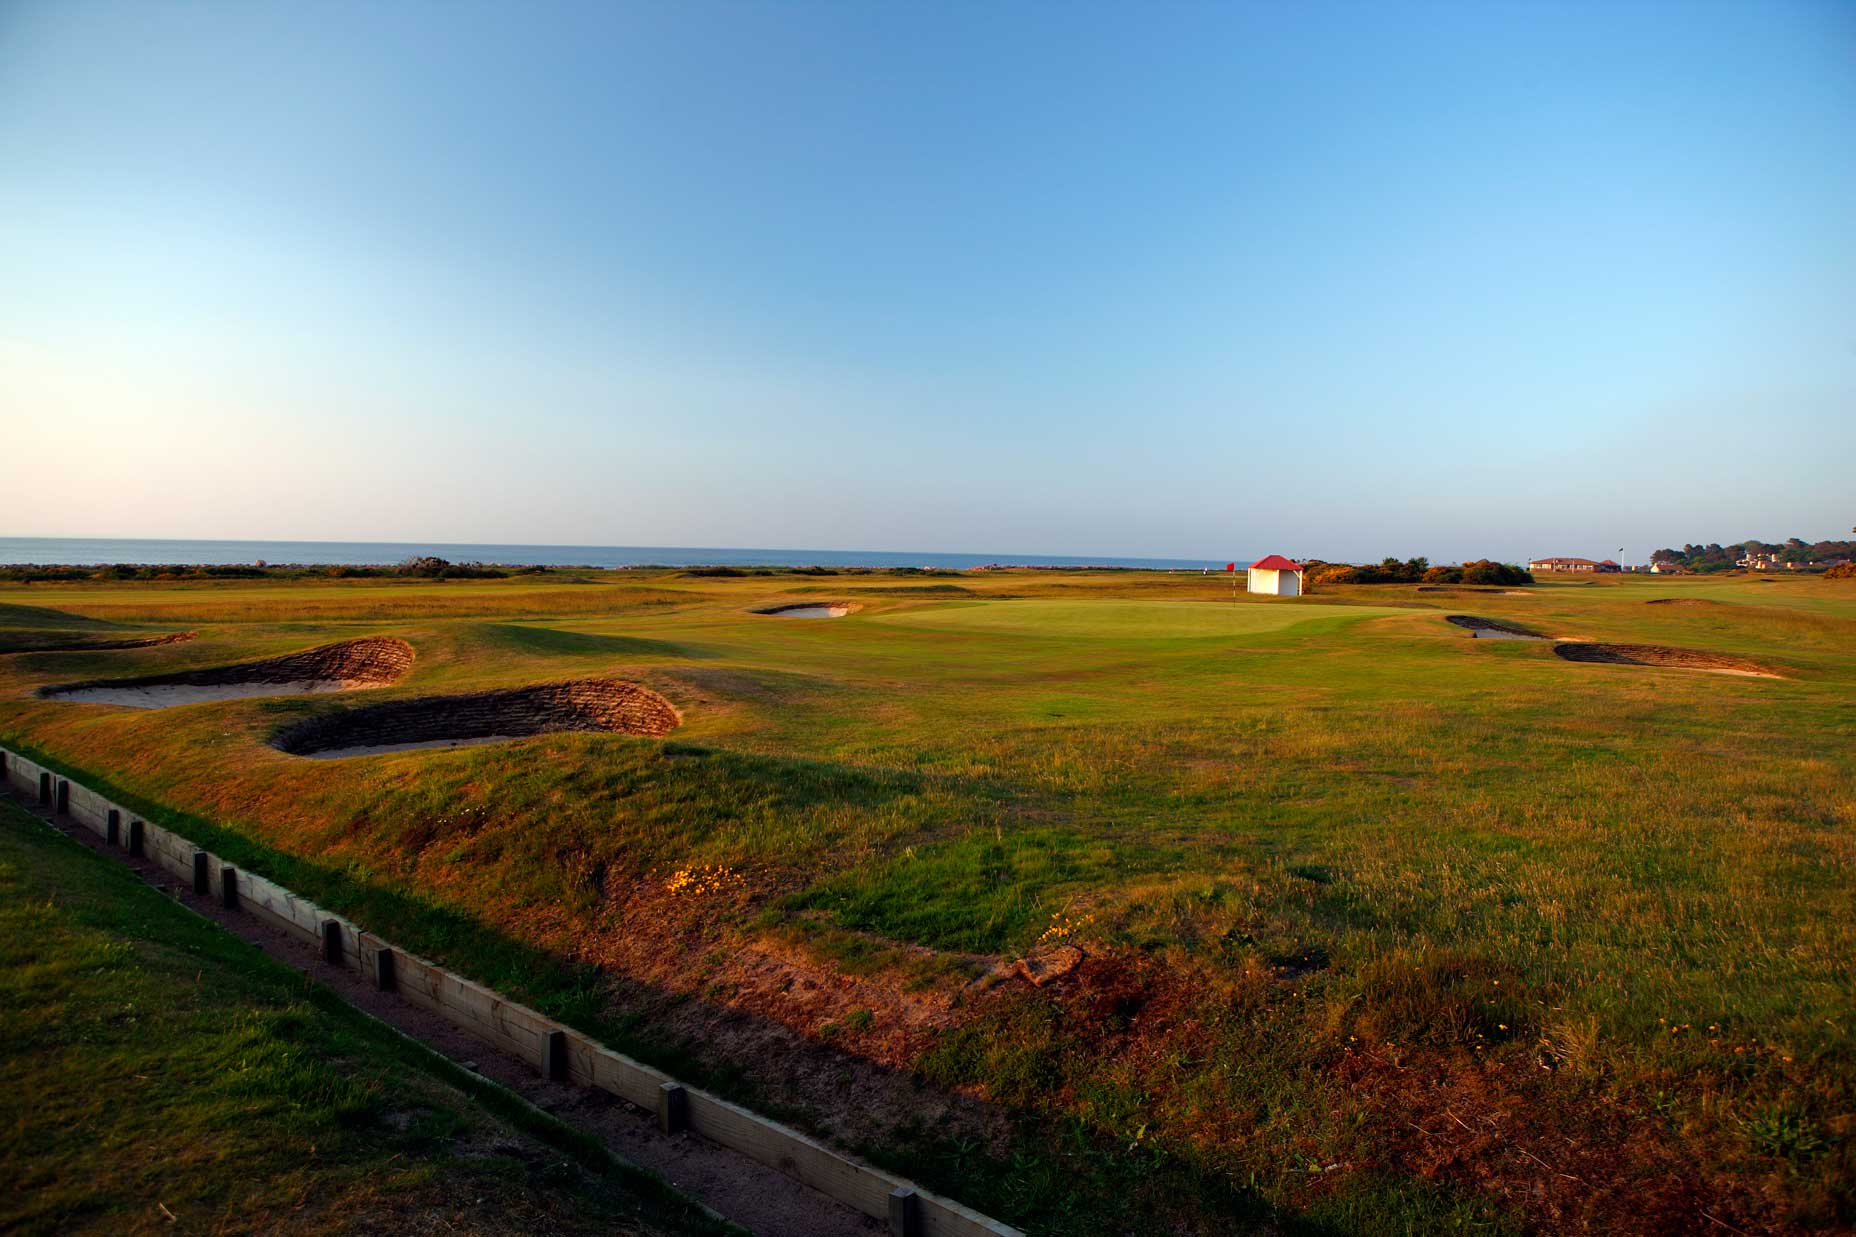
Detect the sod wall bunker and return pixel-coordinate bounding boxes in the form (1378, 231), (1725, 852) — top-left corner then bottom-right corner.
(0, 743), (1018, 1237)
(41, 637), (415, 707)
(2, 630), (197, 655)
(272, 677), (681, 757)
(1552, 642), (1781, 676)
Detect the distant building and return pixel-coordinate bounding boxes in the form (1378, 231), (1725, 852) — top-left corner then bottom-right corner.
(1528, 557), (1621, 573)
(1247, 555), (1305, 596)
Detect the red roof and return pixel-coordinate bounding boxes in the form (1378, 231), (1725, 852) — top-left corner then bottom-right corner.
(1250, 555), (1303, 571)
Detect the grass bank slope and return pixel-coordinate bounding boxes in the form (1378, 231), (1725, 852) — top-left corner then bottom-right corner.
(0, 798), (722, 1237)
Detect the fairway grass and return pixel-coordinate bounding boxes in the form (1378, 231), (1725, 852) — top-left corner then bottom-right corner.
(869, 596), (1412, 638)
(1, 569), (1851, 1233)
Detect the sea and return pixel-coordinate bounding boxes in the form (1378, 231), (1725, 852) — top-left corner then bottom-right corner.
(0, 537), (1224, 572)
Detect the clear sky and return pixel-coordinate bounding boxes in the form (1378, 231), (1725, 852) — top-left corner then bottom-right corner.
(2, 1), (1852, 562)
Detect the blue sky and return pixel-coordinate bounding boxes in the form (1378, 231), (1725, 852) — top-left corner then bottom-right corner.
(2, 1), (1852, 562)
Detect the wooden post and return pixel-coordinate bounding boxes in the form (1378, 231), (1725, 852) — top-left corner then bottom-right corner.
(546, 1029), (569, 1082)
(106, 809), (121, 847)
(56, 779), (69, 815)
(38, 772), (51, 805)
(657, 1082), (688, 1134)
(127, 819), (145, 858)
(220, 866), (239, 910)
(373, 946), (397, 992)
(192, 850), (209, 895)
(889, 1186), (922, 1237)
(322, 920), (343, 967)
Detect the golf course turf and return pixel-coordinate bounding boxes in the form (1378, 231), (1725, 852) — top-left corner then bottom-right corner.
(1, 567), (1850, 1233)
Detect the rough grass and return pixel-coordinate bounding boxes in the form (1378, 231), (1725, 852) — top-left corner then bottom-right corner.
(0, 798), (726, 1236)
(1, 569), (1851, 1232)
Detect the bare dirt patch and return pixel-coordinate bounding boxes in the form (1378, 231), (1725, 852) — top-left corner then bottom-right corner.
(274, 677), (680, 758)
(41, 637), (413, 707)
(1553, 642), (1781, 677)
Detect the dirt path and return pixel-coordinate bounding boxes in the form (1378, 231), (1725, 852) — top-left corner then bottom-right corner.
(3, 783), (880, 1237)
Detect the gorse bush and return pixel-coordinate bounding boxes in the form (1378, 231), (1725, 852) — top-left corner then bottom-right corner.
(1314, 557), (1530, 586)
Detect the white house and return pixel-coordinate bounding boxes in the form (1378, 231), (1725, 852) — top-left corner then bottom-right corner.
(1247, 555), (1305, 596)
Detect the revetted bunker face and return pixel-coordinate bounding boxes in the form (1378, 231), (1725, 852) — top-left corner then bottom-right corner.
(41, 637), (415, 708)
(1553, 642), (1779, 677)
(753, 602), (857, 618)
(2, 631), (197, 655)
(272, 678), (681, 758)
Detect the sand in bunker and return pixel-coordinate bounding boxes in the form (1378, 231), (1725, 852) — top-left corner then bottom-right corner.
(1446, 615), (1546, 640)
(1554, 642), (1781, 677)
(755, 603), (853, 618)
(53, 680), (357, 708)
(41, 637), (414, 709)
(302, 735), (525, 760)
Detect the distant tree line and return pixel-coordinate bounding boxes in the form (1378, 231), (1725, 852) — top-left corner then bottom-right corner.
(0, 557), (540, 583)
(1649, 538), (1856, 573)
(1305, 557), (1532, 586)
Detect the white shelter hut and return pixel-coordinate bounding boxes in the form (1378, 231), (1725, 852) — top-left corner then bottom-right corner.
(1246, 555), (1305, 597)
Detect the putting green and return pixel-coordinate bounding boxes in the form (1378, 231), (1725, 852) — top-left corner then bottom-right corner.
(868, 597), (1411, 639)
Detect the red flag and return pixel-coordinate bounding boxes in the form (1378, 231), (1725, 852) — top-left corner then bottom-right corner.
(1225, 562), (1235, 571)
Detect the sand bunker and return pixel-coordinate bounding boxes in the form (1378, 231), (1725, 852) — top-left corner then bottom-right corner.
(273, 677), (681, 758)
(43, 637), (414, 708)
(1446, 615), (1546, 640)
(3, 631), (196, 655)
(1553, 643), (1780, 677)
(754, 603), (856, 618)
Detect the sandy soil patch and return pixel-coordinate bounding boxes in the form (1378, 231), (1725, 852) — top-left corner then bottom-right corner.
(1553, 642), (1781, 677)
(41, 637), (413, 708)
(273, 678), (680, 757)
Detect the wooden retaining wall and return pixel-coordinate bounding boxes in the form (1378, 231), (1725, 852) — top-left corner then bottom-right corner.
(0, 745), (1020, 1237)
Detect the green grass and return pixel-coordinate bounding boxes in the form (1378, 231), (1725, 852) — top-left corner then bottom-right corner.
(2, 568), (1852, 1232)
(0, 797), (726, 1237)
(868, 597), (1410, 638)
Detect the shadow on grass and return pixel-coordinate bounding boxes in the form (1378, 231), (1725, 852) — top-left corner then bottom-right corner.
(476, 623), (724, 661)
(0, 604), (199, 655)
(0, 603), (125, 630)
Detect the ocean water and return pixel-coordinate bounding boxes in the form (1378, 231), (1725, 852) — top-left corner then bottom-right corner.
(0, 537), (1225, 572)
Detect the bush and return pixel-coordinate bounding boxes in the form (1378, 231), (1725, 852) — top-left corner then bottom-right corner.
(1459, 559), (1532, 586)
(1826, 562), (1856, 580)
(1312, 557), (1428, 585)
(1313, 557), (1530, 587)
(394, 556), (506, 580)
